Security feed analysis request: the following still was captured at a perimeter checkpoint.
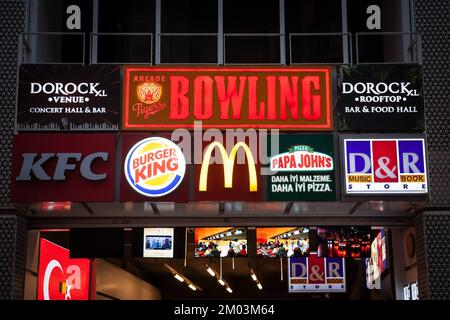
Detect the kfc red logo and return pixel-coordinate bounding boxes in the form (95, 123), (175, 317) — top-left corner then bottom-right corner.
(38, 238), (91, 300)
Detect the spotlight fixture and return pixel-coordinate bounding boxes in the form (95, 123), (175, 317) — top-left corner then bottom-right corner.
(204, 264), (232, 292)
(205, 265), (215, 277)
(164, 264), (202, 292)
(249, 264), (263, 290)
(188, 284), (197, 291)
(174, 274), (184, 282)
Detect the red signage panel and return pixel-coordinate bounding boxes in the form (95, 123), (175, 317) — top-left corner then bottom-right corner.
(37, 238), (91, 300)
(123, 67), (333, 130)
(193, 140), (263, 202)
(10, 134), (116, 202)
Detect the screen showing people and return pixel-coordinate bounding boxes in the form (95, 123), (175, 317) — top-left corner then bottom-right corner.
(194, 227), (248, 258)
(316, 227), (371, 258)
(256, 227), (310, 257)
(365, 229), (388, 289)
(143, 228), (174, 258)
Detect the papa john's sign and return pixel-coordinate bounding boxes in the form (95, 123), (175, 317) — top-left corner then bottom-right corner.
(341, 135), (428, 195)
(38, 239), (91, 300)
(10, 134), (116, 202)
(123, 67), (333, 130)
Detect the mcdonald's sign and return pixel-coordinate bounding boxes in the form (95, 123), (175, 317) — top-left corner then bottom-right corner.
(195, 141), (262, 201)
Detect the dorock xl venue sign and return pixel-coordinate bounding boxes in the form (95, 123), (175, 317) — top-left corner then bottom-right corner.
(123, 66), (333, 130)
(341, 135), (428, 195)
(17, 65), (120, 131)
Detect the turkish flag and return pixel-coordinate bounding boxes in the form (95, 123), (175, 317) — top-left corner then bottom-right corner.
(37, 238), (91, 300)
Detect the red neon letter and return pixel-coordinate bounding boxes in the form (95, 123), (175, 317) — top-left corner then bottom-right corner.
(170, 76), (189, 119)
(215, 76), (246, 119)
(248, 76), (265, 119)
(193, 76), (213, 120)
(266, 76), (277, 120)
(279, 76), (299, 120)
(301, 76), (321, 120)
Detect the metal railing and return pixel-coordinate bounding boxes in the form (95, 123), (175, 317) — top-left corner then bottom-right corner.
(223, 33), (285, 65)
(18, 32), (423, 66)
(90, 33), (153, 64)
(355, 32), (422, 64)
(289, 33), (352, 65)
(19, 32), (85, 65)
(157, 33), (219, 65)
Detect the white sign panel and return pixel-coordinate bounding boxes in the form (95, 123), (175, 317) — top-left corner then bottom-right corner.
(343, 137), (428, 194)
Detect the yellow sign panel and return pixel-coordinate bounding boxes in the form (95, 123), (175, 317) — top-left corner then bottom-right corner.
(199, 142), (258, 192)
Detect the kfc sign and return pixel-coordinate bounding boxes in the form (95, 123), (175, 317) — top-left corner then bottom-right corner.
(11, 134), (115, 202)
(123, 67), (332, 130)
(38, 238), (91, 300)
(342, 136), (428, 194)
(288, 253), (346, 292)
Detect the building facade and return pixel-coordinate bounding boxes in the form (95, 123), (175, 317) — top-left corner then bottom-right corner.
(0, 0), (449, 300)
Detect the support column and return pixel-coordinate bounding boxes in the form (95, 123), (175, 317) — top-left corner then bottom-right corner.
(0, 214), (27, 300)
(414, 211), (450, 299)
(155, 0), (161, 65)
(279, 0), (286, 65)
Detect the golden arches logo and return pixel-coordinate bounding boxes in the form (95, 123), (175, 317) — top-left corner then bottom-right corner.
(199, 142), (258, 192)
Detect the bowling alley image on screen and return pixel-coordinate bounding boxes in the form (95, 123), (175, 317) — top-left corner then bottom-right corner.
(256, 227), (310, 258)
(316, 227), (372, 258)
(194, 227), (248, 258)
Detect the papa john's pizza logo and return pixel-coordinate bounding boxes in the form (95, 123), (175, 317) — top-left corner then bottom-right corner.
(124, 137), (186, 197)
(137, 81), (162, 104)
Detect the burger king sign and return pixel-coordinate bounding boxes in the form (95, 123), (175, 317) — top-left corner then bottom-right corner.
(124, 137), (186, 197)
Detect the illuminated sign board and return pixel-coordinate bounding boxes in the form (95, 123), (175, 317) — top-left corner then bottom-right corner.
(194, 141), (262, 201)
(38, 238), (91, 300)
(123, 67), (333, 130)
(124, 137), (186, 197)
(337, 64), (424, 131)
(267, 134), (336, 201)
(10, 134), (116, 202)
(120, 134), (189, 202)
(288, 253), (346, 293)
(342, 135), (428, 195)
(17, 65), (120, 131)
(199, 142), (257, 192)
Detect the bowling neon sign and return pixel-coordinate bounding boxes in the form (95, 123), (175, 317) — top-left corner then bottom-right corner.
(343, 137), (428, 194)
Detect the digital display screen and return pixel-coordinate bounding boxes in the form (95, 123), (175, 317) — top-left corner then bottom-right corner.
(194, 227), (248, 258)
(256, 227), (310, 257)
(143, 228), (174, 258)
(316, 227), (372, 258)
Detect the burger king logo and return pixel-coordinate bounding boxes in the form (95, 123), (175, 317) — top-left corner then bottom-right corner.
(124, 137), (186, 197)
